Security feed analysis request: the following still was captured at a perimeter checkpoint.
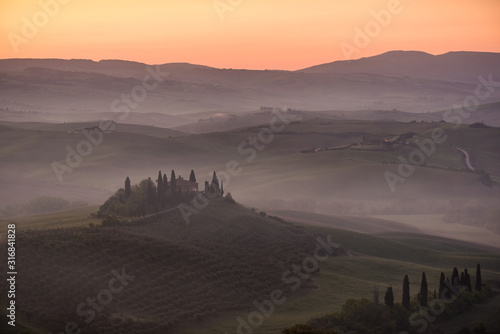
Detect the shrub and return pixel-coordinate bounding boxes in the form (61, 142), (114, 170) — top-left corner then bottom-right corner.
(102, 216), (121, 226)
(224, 192), (236, 204)
(469, 122), (488, 128)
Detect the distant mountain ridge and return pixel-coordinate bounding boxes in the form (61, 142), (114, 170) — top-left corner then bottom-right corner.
(0, 58), (214, 78)
(298, 51), (500, 83)
(3, 51), (499, 81)
(0, 51), (499, 121)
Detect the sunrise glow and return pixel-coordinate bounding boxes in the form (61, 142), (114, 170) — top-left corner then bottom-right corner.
(1, 0), (499, 70)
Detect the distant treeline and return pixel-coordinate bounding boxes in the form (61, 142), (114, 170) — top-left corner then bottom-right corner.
(0, 196), (87, 218)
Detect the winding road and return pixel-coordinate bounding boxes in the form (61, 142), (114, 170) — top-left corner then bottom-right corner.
(453, 146), (474, 171)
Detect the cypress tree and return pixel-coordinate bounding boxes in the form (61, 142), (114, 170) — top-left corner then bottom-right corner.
(475, 264), (482, 291)
(209, 171), (220, 197)
(460, 272), (465, 287)
(384, 286), (394, 308)
(420, 272), (428, 307)
(466, 272), (472, 292)
(163, 173), (168, 203)
(157, 171), (163, 186)
(157, 171), (163, 207)
(189, 169), (196, 183)
(452, 267), (459, 288)
(439, 272), (446, 299)
(220, 181), (224, 197)
(212, 171), (219, 187)
(402, 275), (410, 310)
(125, 177), (131, 198)
(170, 170), (177, 200)
(147, 177), (155, 206)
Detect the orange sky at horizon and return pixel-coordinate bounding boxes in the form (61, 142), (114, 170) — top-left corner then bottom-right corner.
(1, 0), (499, 70)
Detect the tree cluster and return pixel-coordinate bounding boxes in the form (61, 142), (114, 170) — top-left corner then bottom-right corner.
(286, 264), (489, 334)
(98, 169), (225, 218)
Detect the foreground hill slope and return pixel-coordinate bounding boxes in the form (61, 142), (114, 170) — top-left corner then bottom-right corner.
(0, 199), (329, 334)
(2, 200), (500, 334)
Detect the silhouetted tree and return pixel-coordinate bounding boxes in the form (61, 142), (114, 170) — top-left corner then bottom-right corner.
(439, 272), (446, 299)
(157, 170), (163, 208)
(384, 286), (394, 308)
(420, 272), (428, 307)
(460, 272), (465, 287)
(125, 177), (131, 198)
(212, 171), (219, 187)
(170, 170), (177, 200)
(163, 173), (168, 203)
(452, 267), (459, 288)
(220, 181), (224, 197)
(189, 169), (196, 183)
(465, 271), (472, 292)
(475, 264), (482, 291)
(207, 171), (220, 197)
(402, 275), (410, 310)
(146, 177), (155, 206)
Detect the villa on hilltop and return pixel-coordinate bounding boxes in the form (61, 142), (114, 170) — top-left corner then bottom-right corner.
(173, 175), (198, 196)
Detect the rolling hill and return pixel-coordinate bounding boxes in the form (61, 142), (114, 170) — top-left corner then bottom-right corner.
(1, 51), (500, 121)
(1, 118), (499, 217)
(1, 199), (499, 334)
(299, 51), (500, 84)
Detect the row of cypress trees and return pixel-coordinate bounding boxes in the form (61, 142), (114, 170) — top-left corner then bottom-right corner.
(124, 169), (197, 204)
(122, 169), (224, 215)
(383, 264), (482, 310)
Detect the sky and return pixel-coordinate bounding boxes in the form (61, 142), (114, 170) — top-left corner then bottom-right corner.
(0, 0), (499, 70)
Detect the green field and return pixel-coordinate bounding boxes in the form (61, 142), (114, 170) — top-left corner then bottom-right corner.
(0, 205), (100, 231)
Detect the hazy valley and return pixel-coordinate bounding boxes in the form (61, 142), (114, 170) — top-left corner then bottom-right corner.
(1, 51), (500, 334)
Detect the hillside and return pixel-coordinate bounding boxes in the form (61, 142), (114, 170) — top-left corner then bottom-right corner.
(1, 200), (500, 334)
(298, 51), (500, 83)
(431, 101), (500, 127)
(1, 119), (499, 224)
(0, 199), (333, 334)
(2, 51), (500, 119)
(270, 210), (500, 249)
